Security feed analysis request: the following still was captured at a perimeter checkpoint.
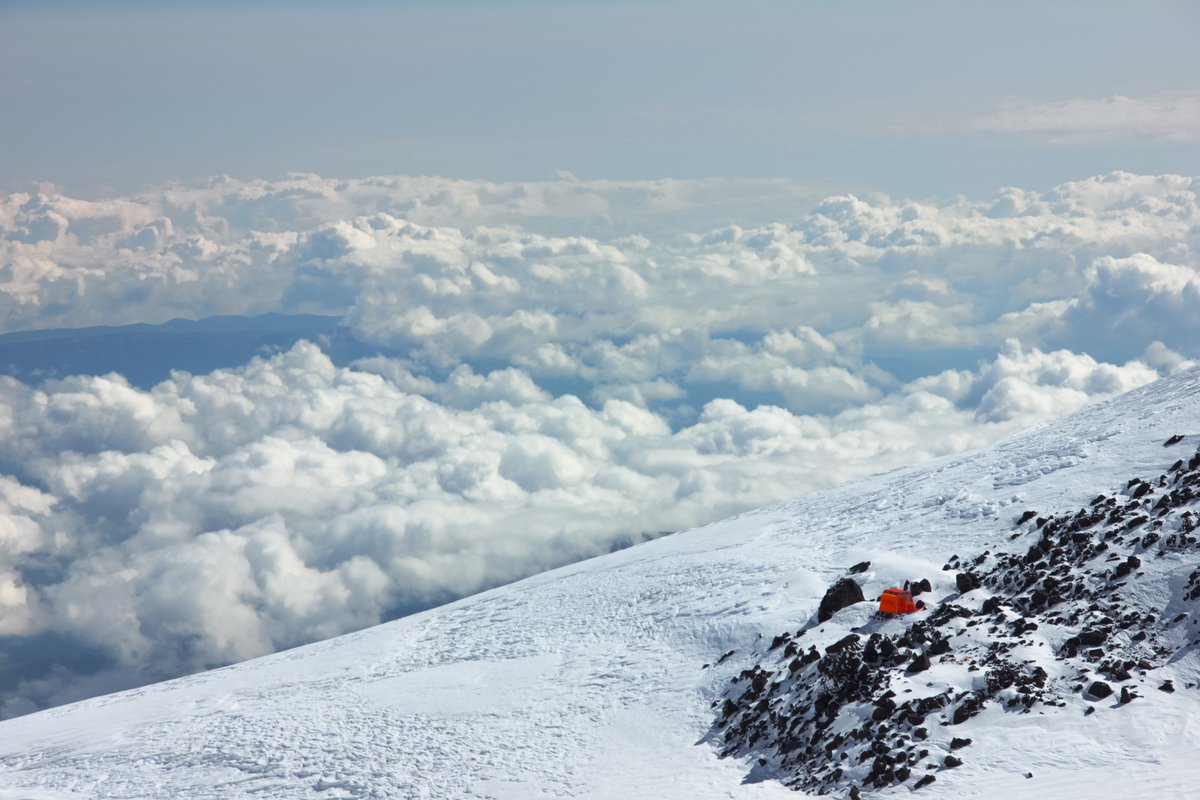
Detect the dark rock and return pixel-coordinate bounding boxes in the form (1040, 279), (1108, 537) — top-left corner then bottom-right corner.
(914, 774), (936, 789)
(1164, 434), (1185, 447)
(951, 695), (984, 725)
(1119, 686), (1135, 704)
(871, 697), (896, 721)
(849, 561), (871, 574)
(721, 698), (738, 720)
(1085, 680), (1113, 700)
(1159, 680), (1175, 693)
(911, 578), (932, 596)
(907, 653), (931, 673)
(1077, 629), (1107, 646)
(1017, 510), (1038, 525)
(955, 572), (981, 594)
(818, 578), (865, 623)
(928, 637), (952, 656)
(950, 737), (972, 749)
(1084, 705), (1095, 716)
(944, 755), (963, 768)
(825, 634), (861, 655)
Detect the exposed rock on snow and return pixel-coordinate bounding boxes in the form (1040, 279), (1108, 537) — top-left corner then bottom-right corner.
(711, 442), (1200, 795)
(818, 578), (866, 623)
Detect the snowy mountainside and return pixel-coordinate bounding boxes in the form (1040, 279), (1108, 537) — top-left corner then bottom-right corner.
(1, 368), (1199, 799)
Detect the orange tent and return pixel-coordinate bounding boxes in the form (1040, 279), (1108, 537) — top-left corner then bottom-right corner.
(879, 588), (917, 614)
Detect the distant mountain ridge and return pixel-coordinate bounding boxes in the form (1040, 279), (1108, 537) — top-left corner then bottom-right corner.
(0, 313), (342, 387)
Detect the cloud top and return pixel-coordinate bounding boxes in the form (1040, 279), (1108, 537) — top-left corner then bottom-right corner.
(0, 170), (1197, 716)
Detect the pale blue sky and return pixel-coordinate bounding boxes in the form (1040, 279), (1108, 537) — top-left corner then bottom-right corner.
(2, 1), (1199, 195)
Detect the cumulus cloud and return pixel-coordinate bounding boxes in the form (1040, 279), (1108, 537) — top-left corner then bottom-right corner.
(0, 341), (1168, 716)
(0, 170), (1198, 716)
(1047, 253), (1200, 360)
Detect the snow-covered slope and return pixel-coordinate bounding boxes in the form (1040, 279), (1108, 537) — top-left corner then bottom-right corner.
(2, 368), (1199, 799)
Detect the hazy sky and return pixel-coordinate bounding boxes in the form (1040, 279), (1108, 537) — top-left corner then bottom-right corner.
(3, 1), (1198, 196)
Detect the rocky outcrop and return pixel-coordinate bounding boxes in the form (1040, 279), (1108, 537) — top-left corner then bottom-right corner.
(709, 442), (1200, 796)
(818, 578), (865, 623)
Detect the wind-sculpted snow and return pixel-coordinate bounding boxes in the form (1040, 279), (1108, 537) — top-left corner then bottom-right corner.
(0, 368), (1195, 798)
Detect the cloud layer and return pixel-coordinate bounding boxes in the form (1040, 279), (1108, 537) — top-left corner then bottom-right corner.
(970, 94), (1200, 143)
(0, 171), (1197, 715)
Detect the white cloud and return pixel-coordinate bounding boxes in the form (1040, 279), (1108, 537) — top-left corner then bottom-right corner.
(1049, 254), (1200, 359)
(0, 170), (1198, 716)
(0, 338), (1164, 716)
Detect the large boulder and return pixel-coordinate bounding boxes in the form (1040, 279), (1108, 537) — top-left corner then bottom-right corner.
(818, 578), (865, 622)
(955, 572), (981, 593)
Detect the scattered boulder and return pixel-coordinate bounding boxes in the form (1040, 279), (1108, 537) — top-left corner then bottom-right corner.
(914, 775), (936, 789)
(818, 578), (865, 622)
(871, 696), (897, 721)
(849, 561), (871, 574)
(950, 737), (972, 750)
(825, 634), (861, 655)
(955, 572), (981, 594)
(951, 695), (985, 725)
(1164, 434), (1185, 447)
(1085, 681), (1113, 700)
(907, 653), (931, 673)
(943, 755), (963, 768)
(1159, 680), (1176, 693)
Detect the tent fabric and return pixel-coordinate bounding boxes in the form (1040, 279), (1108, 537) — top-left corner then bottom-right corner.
(879, 588), (916, 614)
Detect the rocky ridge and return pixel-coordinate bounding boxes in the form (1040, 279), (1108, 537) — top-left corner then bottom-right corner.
(709, 435), (1200, 796)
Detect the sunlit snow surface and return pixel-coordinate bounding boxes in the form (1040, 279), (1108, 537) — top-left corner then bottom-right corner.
(1, 368), (1199, 799)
